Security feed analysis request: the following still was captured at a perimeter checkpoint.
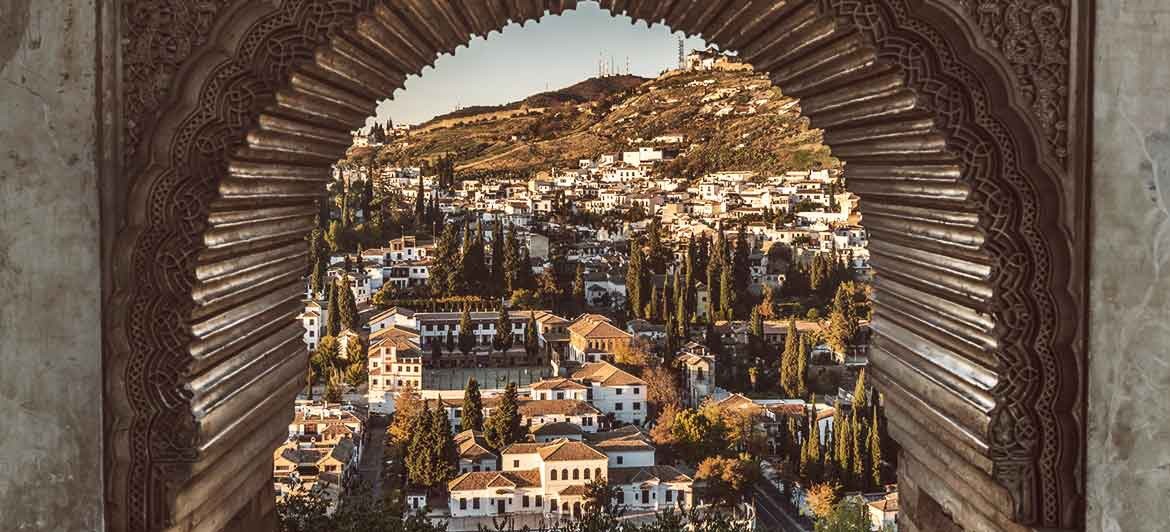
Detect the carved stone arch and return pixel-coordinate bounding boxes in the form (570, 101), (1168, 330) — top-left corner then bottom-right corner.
(110, 1), (1090, 531)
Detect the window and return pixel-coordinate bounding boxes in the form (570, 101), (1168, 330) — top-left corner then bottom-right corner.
(583, 468), (591, 480)
(616, 456), (624, 465)
(513, 460), (519, 468)
(561, 468), (568, 480)
(572, 469), (579, 480)
(666, 490), (673, 502)
(615, 402), (623, 411)
(595, 467), (601, 479)
(551, 470), (558, 481)
(473, 498), (480, 509)
(633, 402), (641, 411)
(583, 417), (593, 426)
(536, 495), (543, 508)
(556, 392), (564, 400)
(523, 495), (530, 508)
(633, 387), (640, 395)
(615, 388), (623, 395)
(460, 498), (467, 510)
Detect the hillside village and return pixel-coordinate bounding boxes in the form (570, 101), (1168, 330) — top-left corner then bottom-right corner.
(280, 50), (893, 531)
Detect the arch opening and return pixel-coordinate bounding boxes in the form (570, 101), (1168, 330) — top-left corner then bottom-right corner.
(110, 1), (1089, 531)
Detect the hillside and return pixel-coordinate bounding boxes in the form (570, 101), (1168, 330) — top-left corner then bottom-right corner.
(358, 68), (838, 179)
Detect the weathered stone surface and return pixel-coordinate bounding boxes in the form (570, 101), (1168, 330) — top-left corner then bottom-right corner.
(0, 0), (104, 530)
(1088, 2), (1170, 531)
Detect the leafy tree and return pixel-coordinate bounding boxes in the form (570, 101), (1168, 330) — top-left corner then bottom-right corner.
(457, 306), (476, 356)
(344, 334), (365, 365)
(484, 383), (524, 450)
(312, 336), (340, 376)
(643, 365), (682, 420)
(461, 377), (484, 432)
(614, 338), (652, 368)
(694, 455), (761, 507)
(430, 407), (458, 485)
(343, 362), (367, 389)
(759, 284), (778, 318)
(584, 476), (622, 515)
(805, 482), (840, 520)
(814, 498), (873, 532)
(671, 407), (727, 464)
(650, 403), (681, 449)
(324, 373), (343, 403)
(748, 366), (759, 391)
(388, 384), (422, 445)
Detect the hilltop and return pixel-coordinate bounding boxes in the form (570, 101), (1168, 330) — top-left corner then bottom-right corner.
(354, 68), (838, 179)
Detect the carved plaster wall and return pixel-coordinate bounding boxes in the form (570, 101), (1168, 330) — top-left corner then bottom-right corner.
(108, 1), (1091, 530)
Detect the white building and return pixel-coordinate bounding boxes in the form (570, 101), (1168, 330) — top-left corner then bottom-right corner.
(571, 362), (647, 426)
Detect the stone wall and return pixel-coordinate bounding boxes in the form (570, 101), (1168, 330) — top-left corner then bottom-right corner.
(1088, 1), (1170, 531)
(0, 1), (104, 530)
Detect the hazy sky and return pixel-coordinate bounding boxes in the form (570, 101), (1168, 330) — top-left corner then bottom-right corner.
(372, 2), (709, 127)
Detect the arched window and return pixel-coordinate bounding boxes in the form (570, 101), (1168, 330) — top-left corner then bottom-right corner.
(595, 467), (602, 480)
(551, 469), (558, 481)
(583, 468), (591, 480)
(561, 468), (568, 480)
(562, 502), (569, 513)
(572, 469), (579, 480)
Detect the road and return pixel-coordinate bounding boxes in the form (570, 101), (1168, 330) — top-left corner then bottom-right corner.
(351, 414), (389, 500)
(751, 484), (809, 532)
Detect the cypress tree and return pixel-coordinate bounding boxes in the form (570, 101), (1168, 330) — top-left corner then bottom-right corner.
(853, 368), (868, 410)
(749, 305), (765, 358)
(493, 306), (514, 353)
(413, 175), (425, 228)
(461, 377), (484, 432)
(851, 408), (867, 489)
(836, 410), (853, 487)
(503, 224), (521, 294)
(406, 402), (433, 487)
(429, 223), (460, 296)
(869, 406), (883, 488)
(325, 281), (341, 338)
(796, 335), (809, 398)
(780, 318), (798, 397)
(516, 245), (535, 291)
(524, 312), (540, 358)
(484, 383), (523, 450)
(719, 263), (735, 322)
(706, 236), (722, 320)
(458, 306), (476, 356)
(828, 283), (859, 355)
(645, 219), (670, 274)
(338, 281), (359, 331)
(456, 223), (474, 295)
(731, 226), (752, 315)
(647, 284), (659, 321)
(432, 407), (458, 485)
(573, 263), (586, 310)
(626, 239), (646, 319)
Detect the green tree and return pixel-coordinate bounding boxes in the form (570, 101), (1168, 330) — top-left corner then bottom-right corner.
(524, 312), (540, 358)
(343, 362), (366, 389)
(748, 305), (765, 358)
(413, 175), (425, 228)
(484, 383), (523, 450)
(573, 263), (587, 310)
(796, 335), (809, 398)
(645, 219), (671, 274)
(719, 265), (736, 322)
(461, 377), (484, 432)
(457, 306), (476, 356)
(308, 223), (328, 297)
(503, 224), (522, 293)
(706, 238), (722, 320)
(325, 281), (341, 337)
(814, 498), (873, 532)
(338, 281), (360, 331)
(868, 406), (883, 488)
(852, 368), (868, 410)
(731, 227), (752, 316)
(850, 407), (867, 489)
(827, 283), (859, 355)
(493, 306), (514, 354)
(430, 407), (458, 485)
(428, 223), (460, 296)
(583, 475), (622, 515)
(626, 238), (647, 319)
(779, 318), (799, 397)
(694, 454), (761, 507)
(490, 222), (506, 296)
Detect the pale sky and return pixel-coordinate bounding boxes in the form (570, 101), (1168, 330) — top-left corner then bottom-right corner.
(372, 1), (710, 127)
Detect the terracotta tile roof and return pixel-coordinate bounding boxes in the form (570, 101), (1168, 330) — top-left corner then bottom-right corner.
(592, 438), (654, 452)
(501, 443), (543, 455)
(448, 469), (542, 491)
(537, 439), (607, 462)
(517, 399), (601, 417)
(558, 484), (589, 496)
(571, 362), (646, 387)
(606, 465), (692, 486)
(568, 315), (633, 340)
(530, 378), (588, 391)
(458, 435), (496, 461)
(531, 422), (584, 437)
(585, 425), (648, 443)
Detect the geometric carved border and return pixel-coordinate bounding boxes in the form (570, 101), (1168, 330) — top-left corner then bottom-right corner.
(110, 1), (1090, 530)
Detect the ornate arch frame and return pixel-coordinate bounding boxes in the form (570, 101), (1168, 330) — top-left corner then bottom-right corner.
(106, 1), (1092, 531)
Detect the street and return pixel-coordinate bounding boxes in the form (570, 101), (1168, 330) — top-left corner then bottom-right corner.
(351, 414), (389, 501)
(751, 483), (809, 532)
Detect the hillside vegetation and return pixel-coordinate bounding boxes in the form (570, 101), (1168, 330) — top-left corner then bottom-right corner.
(359, 68), (839, 179)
